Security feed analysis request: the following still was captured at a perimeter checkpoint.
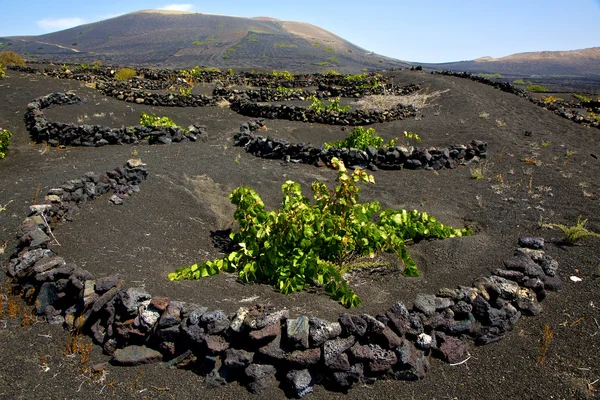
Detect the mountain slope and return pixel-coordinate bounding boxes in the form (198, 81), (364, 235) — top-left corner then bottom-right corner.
(0, 10), (408, 72)
(420, 47), (600, 78)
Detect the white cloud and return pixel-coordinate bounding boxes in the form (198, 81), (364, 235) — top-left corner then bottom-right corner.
(36, 17), (86, 32)
(160, 3), (194, 12)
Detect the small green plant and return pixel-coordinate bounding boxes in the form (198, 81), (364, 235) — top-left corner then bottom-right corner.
(274, 42), (298, 48)
(227, 48), (236, 53)
(540, 216), (600, 245)
(323, 47), (334, 53)
(0, 128), (12, 159)
(496, 119), (507, 127)
(588, 112), (600, 123)
(0, 63), (5, 79)
(308, 96), (351, 114)
(345, 73), (368, 82)
(513, 79), (533, 85)
(0, 51), (25, 67)
(478, 73), (502, 79)
(541, 95), (563, 104)
(327, 57), (339, 63)
(179, 86), (192, 96)
(275, 86), (302, 96)
(169, 158), (469, 307)
(479, 112), (490, 120)
(526, 85), (549, 93)
(470, 161), (489, 180)
(403, 131), (421, 144)
(139, 112), (187, 132)
(325, 69), (341, 76)
(315, 62), (330, 66)
(573, 94), (592, 103)
(271, 70), (294, 80)
(541, 141), (552, 148)
(564, 149), (576, 165)
(114, 67), (136, 81)
(324, 126), (396, 151)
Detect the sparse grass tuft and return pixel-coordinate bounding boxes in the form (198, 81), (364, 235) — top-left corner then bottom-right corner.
(526, 85), (549, 93)
(479, 112), (489, 120)
(540, 216), (600, 245)
(478, 73), (502, 79)
(470, 161), (490, 180)
(0, 51), (25, 67)
(114, 67), (136, 81)
(0, 128), (12, 159)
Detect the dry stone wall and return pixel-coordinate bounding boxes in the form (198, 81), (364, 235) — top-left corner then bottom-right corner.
(25, 92), (206, 147)
(7, 160), (563, 397)
(234, 119), (487, 171)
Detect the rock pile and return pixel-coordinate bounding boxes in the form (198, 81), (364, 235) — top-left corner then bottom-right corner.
(6, 158), (562, 396)
(25, 92), (207, 147)
(433, 71), (600, 130)
(234, 120), (487, 171)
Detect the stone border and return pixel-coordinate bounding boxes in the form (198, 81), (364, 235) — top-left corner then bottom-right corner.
(7, 159), (563, 397)
(432, 71), (600, 130)
(234, 119), (487, 171)
(25, 92), (207, 147)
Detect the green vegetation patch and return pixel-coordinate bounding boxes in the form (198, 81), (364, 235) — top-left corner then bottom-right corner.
(114, 67), (136, 81)
(169, 158), (470, 307)
(477, 73), (502, 79)
(274, 42), (298, 48)
(513, 79), (533, 85)
(326, 57), (339, 63)
(0, 128), (12, 159)
(139, 112), (187, 132)
(0, 51), (25, 67)
(308, 96), (351, 114)
(526, 85), (549, 93)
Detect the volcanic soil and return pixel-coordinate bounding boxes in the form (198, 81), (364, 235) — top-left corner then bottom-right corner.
(0, 68), (599, 399)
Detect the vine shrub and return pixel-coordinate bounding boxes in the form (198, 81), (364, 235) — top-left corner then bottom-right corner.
(0, 129), (12, 159)
(324, 126), (397, 151)
(308, 96), (351, 114)
(139, 112), (187, 132)
(169, 158), (470, 307)
(0, 63), (5, 79)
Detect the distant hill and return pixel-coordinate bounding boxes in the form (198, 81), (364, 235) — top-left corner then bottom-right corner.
(420, 47), (600, 78)
(0, 10), (409, 72)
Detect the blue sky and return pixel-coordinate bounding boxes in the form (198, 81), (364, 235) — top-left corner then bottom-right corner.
(1, 1), (599, 63)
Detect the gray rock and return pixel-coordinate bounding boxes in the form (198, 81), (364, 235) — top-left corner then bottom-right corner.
(515, 287), (543, 316)
(392, 340), (429, 381)
(111, 346), (163, 366)
(349, 343), (373, 361)
(32, 256), (66, 274)
(377, 326), (403, 349)
(158, 301), (183, 328)
(201, 310), (230, 334)
(367, 344), (397, 373)
(488, 275), (520, 299)
(35, 282), (59, 314)
(247, 309), (289, 330)
(205, 335), (230, 354)
(339, 314), (368, 337)
(309, 317), (341, 346)
(245, 364), (277, 394)
(518, 237), (544, 249)
(539, 256), (559, 277)
(386, 302), (423, 337)
(329, 363), (363, 390)
(434, 296), (454, 310)
(286, 369), (313, 398)
(323, 336), (356, 371)
(27, 228), (51, 248)
(362, 314), (385, 334)
(120, 287), (151, 315)
(109, 194), (123, 205)
(249, 321), (280, 344)
(95, 275), (123, 293)
(286, 316), (310, 349)
(230, 307), (249, 333)
(224, 348), (254, 369)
